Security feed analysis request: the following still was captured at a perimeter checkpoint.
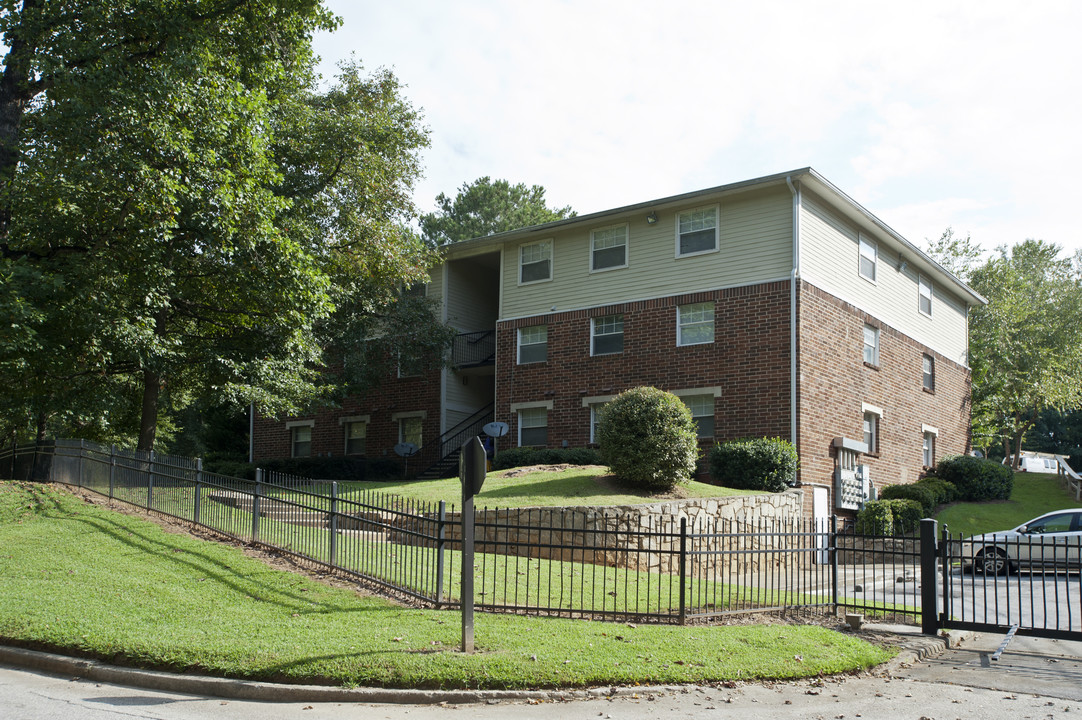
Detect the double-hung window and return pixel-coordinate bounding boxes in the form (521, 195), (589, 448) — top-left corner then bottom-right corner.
(858, 235), (877, 282)
(682, 394), (716, 439)
(519, 240), (552, 284)
(591, 224), (628, 271)
(589, 402), (607, 444)
(677, 302), (714, 346)
(922, 425), (938, 468)
(344, 421), (367, 455)
(518, 325), (547, 364)
(519, 407), (548, 447)
(922, 354), (935, 392)
(399, 417), (423, 448)
(591, 314), (624, 355)
(863, 324), (879, 366)
(290, 424), (312, 458)
(918, 275), (933, 317)
(863, 412), (879, 455)
(676, 206), (718, 256)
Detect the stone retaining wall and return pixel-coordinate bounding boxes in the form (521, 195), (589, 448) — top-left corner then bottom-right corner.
(390, 489), (805, 578)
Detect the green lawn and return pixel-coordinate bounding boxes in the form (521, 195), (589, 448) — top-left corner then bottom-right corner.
(935, 472), (1081, 538)
(340, 466), (761, 508)
(0, 481), (892, 688)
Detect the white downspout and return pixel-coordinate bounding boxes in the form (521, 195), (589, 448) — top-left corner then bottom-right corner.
(786, 177), (801, 466)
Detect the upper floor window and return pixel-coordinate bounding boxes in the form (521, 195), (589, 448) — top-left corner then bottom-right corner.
(922, 354), (935, 392)
(290, 425), (312, 458)
(519, 240), (552, 284)
(344, 421), (367, 455)
(863, 324), (879, 366)
(858, 235), (877, 282)
(681, 394), (716, 439)
(591, 224), (628, 271)
(677, 301), (715, 346)
(918, 275), (933, 317)
(591, 314), (624, 355)
(517, 325), (548, 364)
(676, 206), (718, 257)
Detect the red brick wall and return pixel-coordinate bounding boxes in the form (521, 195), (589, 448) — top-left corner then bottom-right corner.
(252, 369), (442, 468)
(796, 281), (971, 514)
(494, 281), (793, 457)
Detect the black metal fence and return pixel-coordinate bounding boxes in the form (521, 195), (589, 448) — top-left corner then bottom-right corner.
(1, 439), (934, 626)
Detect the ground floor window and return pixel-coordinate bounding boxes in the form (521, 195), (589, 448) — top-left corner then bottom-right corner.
(681, 394), (715, 439)
(519, 407), (548, 447)
(291, 425), (312, 458)
(399, 417), (423, 448)
(344, 421), (366, 455)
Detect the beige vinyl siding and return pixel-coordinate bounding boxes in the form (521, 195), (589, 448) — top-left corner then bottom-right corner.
(444, 259), (498, 332)
(500, 187), (793, 320)
(799, 190), (969, 364)
(426, 266), (443, 303)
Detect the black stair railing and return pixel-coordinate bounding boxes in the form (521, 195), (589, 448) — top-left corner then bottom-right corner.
(416, 403), (494, 478)
(452, 330), (496, 367)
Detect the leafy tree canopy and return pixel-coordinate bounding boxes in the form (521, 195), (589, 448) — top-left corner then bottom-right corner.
(0, 1), (450, 450)
(419, 176), (574, 245)
(964, 240), (1082, 465)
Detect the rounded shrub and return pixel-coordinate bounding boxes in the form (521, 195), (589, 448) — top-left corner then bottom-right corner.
(879, 483), (936, 515)
(934, 455), (1013, 502)
(596, 386), (698, 492)
(708, 437), (798, 492)
(915, 475), (957, 507)
(854, 499), (922, 536)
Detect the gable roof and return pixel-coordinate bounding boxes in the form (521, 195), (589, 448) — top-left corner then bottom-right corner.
(443, 168), (986, 307)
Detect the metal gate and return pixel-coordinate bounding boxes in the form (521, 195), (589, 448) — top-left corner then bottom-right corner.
(936, 523), (1082, 641)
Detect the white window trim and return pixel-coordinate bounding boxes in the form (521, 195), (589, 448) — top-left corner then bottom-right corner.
(517, 325), (547, 364)
(674, 204), (720, 258)
(589, 223), (629, 273)
(342, 418), (368, 455)
(518, 239), (553, 286)
(921, 424), (939, 436)
(671, 386), (724, 399)
(862, 402), (884, 418)
(391, 410), (427, 421)
(517, 406), (549, 448)
(509, 400), (554, 413)
(590, 314), (624, 356)
(676, 301), (715, 347)
(918, 274), (933, 318)
(858, 234), (877, 284)
(863, 324), (880, 366)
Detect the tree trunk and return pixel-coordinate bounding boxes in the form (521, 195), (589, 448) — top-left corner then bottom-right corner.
(34, 411), (48, 443)
(0, 1), (40, 247)
(137, 369), (160, 452)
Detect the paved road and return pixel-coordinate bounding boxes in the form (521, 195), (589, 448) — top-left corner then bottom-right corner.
(5, 631), (1082, 720)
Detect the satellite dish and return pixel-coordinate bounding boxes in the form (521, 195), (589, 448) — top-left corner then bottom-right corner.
(483, 422), (509, 438)
(394, 442), (419, 458)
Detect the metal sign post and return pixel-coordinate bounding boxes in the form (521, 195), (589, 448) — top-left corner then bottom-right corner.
(459, 436), (487, 654)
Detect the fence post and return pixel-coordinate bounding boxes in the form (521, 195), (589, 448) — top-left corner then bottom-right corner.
(77, 439), (85, 487)
(252, 469), (262, 542)
(678, 517), (687, 625)
(435, 500), (447, 606)
(830, 515), (839, 615)
(920, 518), (939, 636)
(193, 457), (203, 525)
(146, 451), (154, 509)
(329, 481), (338, 566)
(108, 445), (116, 500)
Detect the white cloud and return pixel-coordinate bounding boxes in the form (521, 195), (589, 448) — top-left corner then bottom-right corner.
(316, 0), (1082, 253)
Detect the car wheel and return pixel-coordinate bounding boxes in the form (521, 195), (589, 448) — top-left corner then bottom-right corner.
(976, 548), (1010, 576)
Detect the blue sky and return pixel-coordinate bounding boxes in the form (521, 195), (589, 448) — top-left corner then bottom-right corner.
(314, 0), (1082, 257)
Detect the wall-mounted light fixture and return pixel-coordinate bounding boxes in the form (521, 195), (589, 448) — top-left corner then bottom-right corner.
(646, 211), (658, 225)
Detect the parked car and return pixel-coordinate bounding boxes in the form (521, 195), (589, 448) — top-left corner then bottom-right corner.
(961, 509), (1082, 575)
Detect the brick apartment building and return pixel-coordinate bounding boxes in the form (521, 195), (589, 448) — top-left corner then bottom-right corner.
(252, 168), (985, 519)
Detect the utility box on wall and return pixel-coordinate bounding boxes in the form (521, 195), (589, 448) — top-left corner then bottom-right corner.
(832, 436), (871, 511)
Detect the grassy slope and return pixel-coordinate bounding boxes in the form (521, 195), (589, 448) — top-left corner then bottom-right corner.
(935, 473), (1081, 538)
(344, 466), (761, 508)
(0, 481), (891, 688)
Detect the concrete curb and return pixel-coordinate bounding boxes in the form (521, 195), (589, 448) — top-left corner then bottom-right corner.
(0, 628), (959, 705)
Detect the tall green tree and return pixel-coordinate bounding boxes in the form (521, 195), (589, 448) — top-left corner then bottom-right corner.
(0, 2), (447, 451)
(966, 240), (1082, 466)
(419, 176), (574, 246)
